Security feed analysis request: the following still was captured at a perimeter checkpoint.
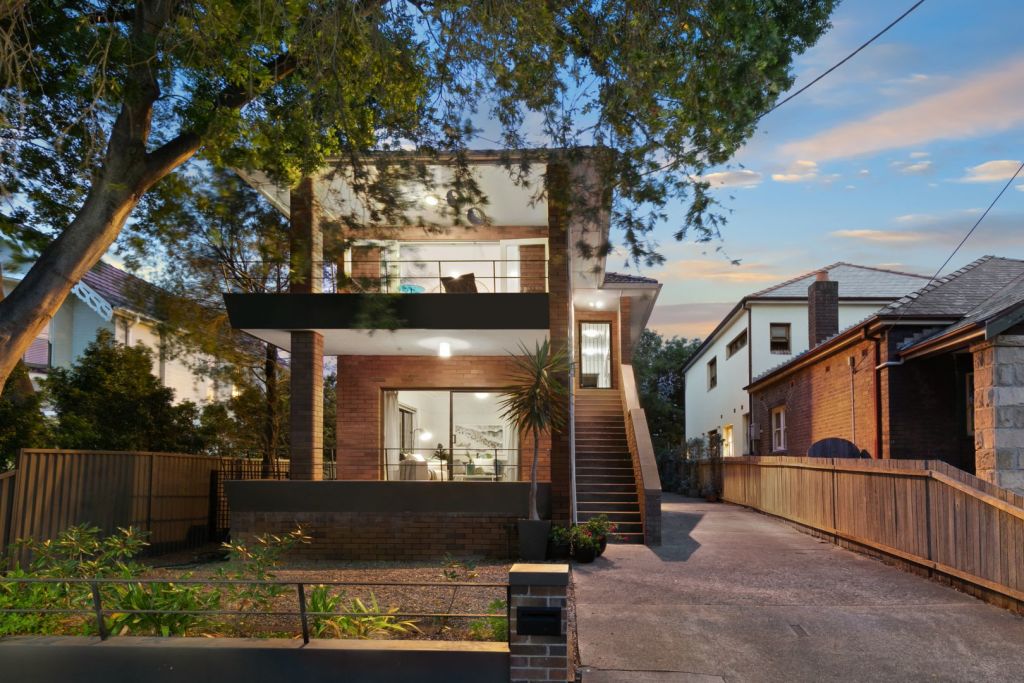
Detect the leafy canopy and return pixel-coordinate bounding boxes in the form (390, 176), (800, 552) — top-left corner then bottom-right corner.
(44, 329), (204, 452)
(2, 0), (835, 264)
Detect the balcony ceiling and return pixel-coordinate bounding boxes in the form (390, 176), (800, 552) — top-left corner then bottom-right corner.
(241, 328), (549, 357)
(236, 161), (548, 228)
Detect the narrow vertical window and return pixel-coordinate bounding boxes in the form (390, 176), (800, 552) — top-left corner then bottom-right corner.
(707, 357), (717, 390)
(580, 322), (612, 388)
(771, 406), (787, 451)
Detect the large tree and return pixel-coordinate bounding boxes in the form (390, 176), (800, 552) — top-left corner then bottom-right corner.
(0, 0), (835, 393)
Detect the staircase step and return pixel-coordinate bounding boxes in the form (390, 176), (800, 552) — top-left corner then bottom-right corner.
(576, 501), (640, 513)
(576, 492), (639, 503)
(577, 465), (634, 474)
(577, 474), (636, 485)
(578, 510), (641, 522)
(576, 483), (638, 493)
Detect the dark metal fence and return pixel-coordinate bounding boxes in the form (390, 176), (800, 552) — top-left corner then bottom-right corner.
(0, 577), (509, 644)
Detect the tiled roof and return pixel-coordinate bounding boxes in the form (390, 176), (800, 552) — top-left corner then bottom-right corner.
(880, 256), (1024, 318)
(81, 261), (164, 318)
(604, 271), (659, 285)
(749, 262), (930, 300)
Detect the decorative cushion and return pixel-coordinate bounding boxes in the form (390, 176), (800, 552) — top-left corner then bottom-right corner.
(441, 273), (477, 293)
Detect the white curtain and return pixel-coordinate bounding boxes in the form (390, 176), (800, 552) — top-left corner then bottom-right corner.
(382, 391), (400, 479)
(580, 323), (611, 388)
(502, 420), (519, 481)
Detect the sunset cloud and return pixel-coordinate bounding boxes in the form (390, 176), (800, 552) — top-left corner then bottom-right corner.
(899, 160), (933, 174)
(654, 260), (790, 285)
(831, 229), (929, 243)
(647, 302), (735, 340)
(771, 160), (819, 183)
(779, 56), (1024, 162)
(958, 159), (1023, 183)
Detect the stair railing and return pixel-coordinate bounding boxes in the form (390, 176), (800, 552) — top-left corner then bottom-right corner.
(619, 364), (662, 546)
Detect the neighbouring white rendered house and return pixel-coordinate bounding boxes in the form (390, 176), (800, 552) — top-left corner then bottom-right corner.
(1, 243), (231, 405)
(682, 263), (931, 457)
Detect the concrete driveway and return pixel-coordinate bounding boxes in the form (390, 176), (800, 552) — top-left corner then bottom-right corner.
(573, 494), (1024, 682)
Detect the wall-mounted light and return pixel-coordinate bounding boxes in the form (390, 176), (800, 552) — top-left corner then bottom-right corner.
(438, 342), (452, 358)
(474, 392), (491, 400)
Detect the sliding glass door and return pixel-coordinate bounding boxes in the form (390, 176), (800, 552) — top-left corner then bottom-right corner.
(383, 390), (519, 480)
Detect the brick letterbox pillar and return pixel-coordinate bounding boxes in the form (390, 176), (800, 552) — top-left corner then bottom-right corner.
(509, 563), (569, 682)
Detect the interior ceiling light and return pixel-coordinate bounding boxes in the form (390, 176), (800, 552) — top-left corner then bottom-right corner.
(423, 195), (439, 207)
(474, 392), (491, 399)
(467, 207), (486, 225)
(438, 342), (452, 358)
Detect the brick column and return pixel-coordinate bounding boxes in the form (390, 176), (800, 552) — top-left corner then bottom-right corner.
(546, 162), (572, 524)
(290, 176), (324, 480)
(973, 335), (1024, 494)
(619, 296), (633, 363)
(509, 563), (569, 682)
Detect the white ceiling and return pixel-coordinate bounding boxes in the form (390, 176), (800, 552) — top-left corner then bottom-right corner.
(241, 327), (549, 356)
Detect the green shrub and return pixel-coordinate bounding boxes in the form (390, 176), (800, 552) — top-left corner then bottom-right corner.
(467, 599), (508, 641)
(306, 586), (419, 640)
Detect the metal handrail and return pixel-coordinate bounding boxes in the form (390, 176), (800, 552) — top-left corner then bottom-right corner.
(381, 447), (538, 482)
(0, 576), (509, 644)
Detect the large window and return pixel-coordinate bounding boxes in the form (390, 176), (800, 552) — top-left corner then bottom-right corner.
(382, 389), (519, 481)
(707, 357), (717, 390)
(769, 323), (791, 355)
(580, 322), (612, 388)
(771, 406), (787, 452)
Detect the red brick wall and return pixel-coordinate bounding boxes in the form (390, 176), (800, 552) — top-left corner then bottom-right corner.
(750, 337), (879, 457)
(336, 355), (552, 481)
(620, 297), (633, 363)
(519, 244), (547, 294)
(546, 163), (572, 523)
(233, 510), (519, 560)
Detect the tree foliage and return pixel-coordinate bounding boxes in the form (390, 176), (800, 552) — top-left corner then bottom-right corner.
(0, 363), (50, 469)
(631, 329), (701, 489)
(0, 0), (835, 391)
(44, 330), (204, 452)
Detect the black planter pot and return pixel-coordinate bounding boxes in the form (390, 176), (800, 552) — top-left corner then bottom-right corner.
(573, 544), (597, 564)
(518, 519), (551, 561)
(596, 535), (608, 556)
(547, 540), (571, 560)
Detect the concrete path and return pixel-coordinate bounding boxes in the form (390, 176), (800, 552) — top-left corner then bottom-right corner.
(573, 494), (1024, 682)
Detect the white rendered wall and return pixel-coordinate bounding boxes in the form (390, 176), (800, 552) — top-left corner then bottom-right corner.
(685, 301), (888, 453)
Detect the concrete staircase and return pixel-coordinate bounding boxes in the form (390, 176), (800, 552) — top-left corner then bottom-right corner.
(574, 389), (644, 543)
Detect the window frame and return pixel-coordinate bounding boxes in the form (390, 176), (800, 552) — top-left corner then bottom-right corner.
(725, 329), (748, 359)
(769, 322), (792, 355)
(771, 405), (787, 452)
(707, 356), (718, 390)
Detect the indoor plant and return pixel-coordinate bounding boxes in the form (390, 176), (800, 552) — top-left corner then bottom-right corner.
(499, 339), (568, 561)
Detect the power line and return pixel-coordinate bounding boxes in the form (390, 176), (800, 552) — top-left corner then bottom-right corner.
(925, 160), (1024, 283)
(761, 0), (928, 121)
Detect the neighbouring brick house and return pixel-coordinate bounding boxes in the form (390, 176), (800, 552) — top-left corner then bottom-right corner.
(222, 150), (663, 557)
(748, 256), (1024, 494)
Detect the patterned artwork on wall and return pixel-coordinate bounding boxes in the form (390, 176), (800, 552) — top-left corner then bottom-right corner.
(453, 424), (503, 451)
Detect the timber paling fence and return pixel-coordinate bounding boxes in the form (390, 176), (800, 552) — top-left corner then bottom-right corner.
(716, 456), (1024, 607)
(0, 449), (321, 561)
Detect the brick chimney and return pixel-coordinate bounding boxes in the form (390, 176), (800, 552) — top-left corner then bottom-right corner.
(808, 270), (839, 347)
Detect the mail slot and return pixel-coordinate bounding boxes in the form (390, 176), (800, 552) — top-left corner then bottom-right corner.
(516, 606), (561, 636)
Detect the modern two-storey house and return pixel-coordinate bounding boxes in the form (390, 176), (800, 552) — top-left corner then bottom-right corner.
(223, 151), (663, 556)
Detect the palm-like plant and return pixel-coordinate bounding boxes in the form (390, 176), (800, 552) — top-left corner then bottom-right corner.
(499, 340), (569, 521)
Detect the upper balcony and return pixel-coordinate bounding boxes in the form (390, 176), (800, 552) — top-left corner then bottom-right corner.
(330, 256), (548, 294)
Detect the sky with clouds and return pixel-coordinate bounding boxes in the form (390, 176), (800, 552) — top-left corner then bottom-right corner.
(640, 0), (1024, 340)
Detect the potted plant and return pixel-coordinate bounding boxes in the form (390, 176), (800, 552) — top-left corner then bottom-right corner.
(583, 515), (617, 555)
(499, 339), (569, 561)
(569, 525), (598, 564)
(548, 526), (572, 560)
